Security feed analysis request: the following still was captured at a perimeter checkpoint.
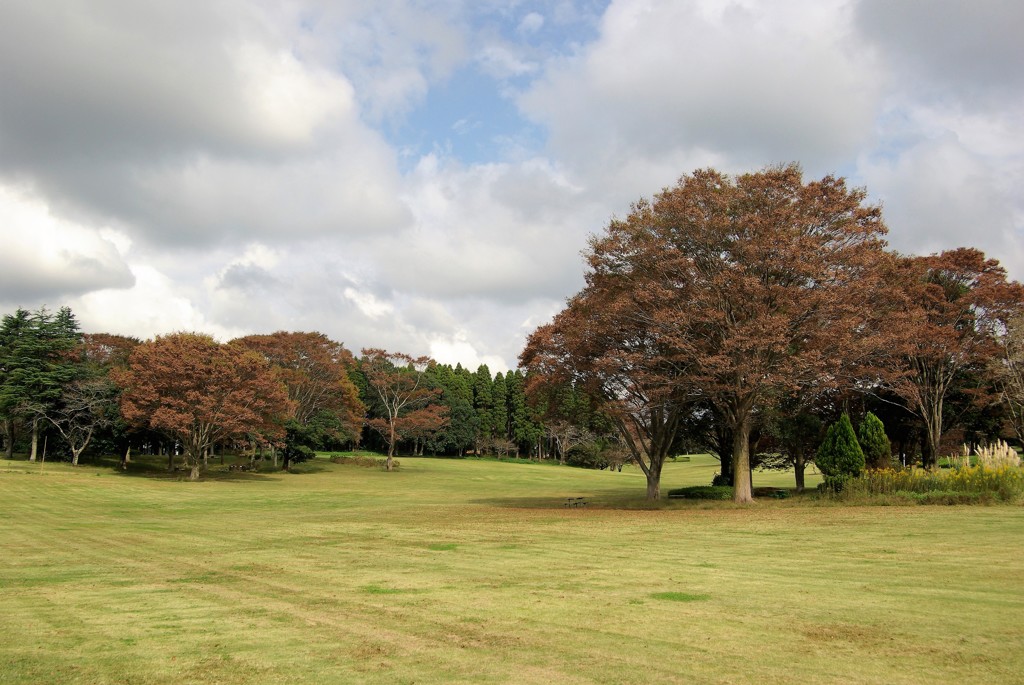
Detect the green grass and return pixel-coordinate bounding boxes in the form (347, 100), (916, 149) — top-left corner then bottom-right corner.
(1, 453), (1023, 684)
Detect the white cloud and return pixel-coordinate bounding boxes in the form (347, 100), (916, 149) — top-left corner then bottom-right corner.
(0, 184), (134, 302)
(72, 264), (237, 341)
(430, 330), (510, 373)
(517, 0), (882, 209)
(343, 287), (394, 320)
(518, 12), (545, 35)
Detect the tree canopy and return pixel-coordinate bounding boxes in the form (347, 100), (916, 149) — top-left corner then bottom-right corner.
(524, 165), (892, 501)
(116, 333), (292, 480)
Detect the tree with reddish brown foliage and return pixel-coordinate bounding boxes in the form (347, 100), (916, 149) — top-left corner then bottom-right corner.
(80, 333), (141, 368)
(360, 349), (447, 471)
(882, 249), (1024, 467)
(523, 165), (891, 501)
(116, 333), (292, 480)
(233, 331), (365, 448)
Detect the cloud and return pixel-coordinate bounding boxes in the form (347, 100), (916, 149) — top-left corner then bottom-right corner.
(518, 12), (545, 35)
(0, 0), (408, 249)
(377, 154), (594, 303)
(519, 0), (881, 190)
(0, 185), (134, 303)
(855, 0), (1024, 104)
(71, 264), (234, 342)
(860, 131), (1024, 274)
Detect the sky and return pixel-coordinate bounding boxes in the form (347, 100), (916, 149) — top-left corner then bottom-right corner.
(1, 0), (1022, 372)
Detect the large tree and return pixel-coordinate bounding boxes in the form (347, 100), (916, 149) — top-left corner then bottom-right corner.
(233, 331), (365, 452)
(116, 333), (292, 480)
(360, 349), (447, 471)
(523, 165), (890, 501)
(0, 307), (82, 460)
(882, 249), (1024, 466)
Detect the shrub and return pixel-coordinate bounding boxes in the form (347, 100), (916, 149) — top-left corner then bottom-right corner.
(858, 412), (892, 469)
(667, 486), (733, 500)
(842, 464), (1024, 504)
(816, 414), (865, 488)
(329, 455), (397, 469)
(565, 442), (609, 470)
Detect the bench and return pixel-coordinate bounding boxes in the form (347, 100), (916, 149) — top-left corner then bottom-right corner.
(565, 497), (588, 508)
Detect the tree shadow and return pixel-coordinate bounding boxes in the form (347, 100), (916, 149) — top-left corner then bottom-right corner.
(470, 493), (675, 510)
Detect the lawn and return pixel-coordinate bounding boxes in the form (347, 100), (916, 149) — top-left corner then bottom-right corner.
(1, 454), (1022, 684)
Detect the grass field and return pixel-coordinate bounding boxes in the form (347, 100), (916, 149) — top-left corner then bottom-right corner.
(2, 454), (1023, 684)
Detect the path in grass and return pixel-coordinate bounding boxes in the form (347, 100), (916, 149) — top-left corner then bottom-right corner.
(1, 455), (1022, 684)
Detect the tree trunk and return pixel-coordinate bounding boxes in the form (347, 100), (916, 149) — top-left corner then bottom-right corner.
(189, 464), (201, 481)
(645, 462), (662, 499)
(794, 450), (806, 492)
(167, 450), (174, 472)
(29, 417), (39, 462)
(3, 419), (12, 458)
(732, 411), (754, 503)
(121, 445), (130, 470)
(386, 422), (396, 471)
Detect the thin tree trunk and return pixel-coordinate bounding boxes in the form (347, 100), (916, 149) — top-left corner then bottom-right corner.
(3, 419), (13, 459)
(386, 421), (396, 471)
(29, 417), (39, 462)
(121, 444), (130, 470)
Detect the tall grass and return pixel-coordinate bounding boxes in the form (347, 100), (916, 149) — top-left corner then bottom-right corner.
(844, 441), (1024, 504)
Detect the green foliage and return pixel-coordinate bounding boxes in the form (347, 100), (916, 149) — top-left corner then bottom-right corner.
(857, 412), (892, 469)
(816, 414), (865, 485)
(666, 485), (733, 500)
(0, 307), (82, 420)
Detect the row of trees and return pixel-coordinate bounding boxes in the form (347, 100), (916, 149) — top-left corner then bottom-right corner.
(0, 311), (606, 480)
(520, 165), (1024, 502)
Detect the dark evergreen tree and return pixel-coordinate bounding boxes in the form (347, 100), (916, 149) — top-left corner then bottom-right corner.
(0, 307), (82, 461)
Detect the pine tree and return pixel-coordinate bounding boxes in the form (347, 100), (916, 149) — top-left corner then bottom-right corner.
(490, 372), (509, 443)
(816, 413), (865, 489)
(473, 364), (494, 453)
(0, 307), (82, 461)
(857, 412), (892, 470)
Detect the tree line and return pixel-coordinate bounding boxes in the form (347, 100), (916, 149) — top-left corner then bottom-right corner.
(0, 314), (611, 480)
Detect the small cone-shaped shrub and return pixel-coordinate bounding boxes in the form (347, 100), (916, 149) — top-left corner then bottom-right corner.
(816, 414), (865, 490)
(857, 412), (891, 469)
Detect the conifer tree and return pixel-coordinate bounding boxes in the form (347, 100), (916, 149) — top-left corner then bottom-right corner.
(857, 411), (892, 469)
(816, 413), (865, 489)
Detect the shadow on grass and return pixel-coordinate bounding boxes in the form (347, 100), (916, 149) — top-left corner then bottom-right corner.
(470, 493), (686, 510)
(81, 454), (285, 482)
